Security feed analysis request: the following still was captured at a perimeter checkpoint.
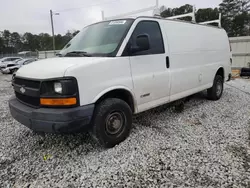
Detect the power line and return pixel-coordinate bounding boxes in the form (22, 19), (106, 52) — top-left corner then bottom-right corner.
(56, 0), (120, 13)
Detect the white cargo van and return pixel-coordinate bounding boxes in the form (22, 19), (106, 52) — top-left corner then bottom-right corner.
(9, 15), (232, 148)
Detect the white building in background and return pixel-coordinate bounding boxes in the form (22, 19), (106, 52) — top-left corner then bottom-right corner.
(38, 50), (60, 59)
(230, 36), (250, 69)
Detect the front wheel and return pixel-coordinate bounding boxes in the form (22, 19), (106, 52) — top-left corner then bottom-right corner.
(207, 75), (224, 101)
(90, 98), (132, 148)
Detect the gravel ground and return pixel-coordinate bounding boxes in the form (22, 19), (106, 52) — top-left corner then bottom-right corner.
(0, 74), (250, 188)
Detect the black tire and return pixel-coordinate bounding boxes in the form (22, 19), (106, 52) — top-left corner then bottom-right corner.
(207, 75), (224, 101)
(174, 99), (185, 113)
(241, 68), (250, 73)
(240, 72), (250, 77)
(90, 98), (132, 148)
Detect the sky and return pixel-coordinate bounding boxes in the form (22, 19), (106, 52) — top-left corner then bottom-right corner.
(0, 0), (222, 34)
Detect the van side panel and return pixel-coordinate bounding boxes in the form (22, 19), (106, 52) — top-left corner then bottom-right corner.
(162, 20), (231, 101)
(197, 28), (231, 84)
(162, 21), (202, 99)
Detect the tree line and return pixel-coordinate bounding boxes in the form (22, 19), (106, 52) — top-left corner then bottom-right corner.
(160, 0), (250, 37)
(0, 30), (80, 54)
(0, 0), (249, 54)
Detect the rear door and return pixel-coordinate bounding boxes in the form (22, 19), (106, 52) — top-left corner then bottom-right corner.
(123, 20), (171, 112)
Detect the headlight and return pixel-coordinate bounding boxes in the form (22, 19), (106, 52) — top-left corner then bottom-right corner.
(54, 82), (62, 94)
(41, 77), (78, 96)
(40, 77), (79, 107)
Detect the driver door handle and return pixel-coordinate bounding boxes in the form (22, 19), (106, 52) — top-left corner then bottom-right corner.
(166, 56), (170, 69)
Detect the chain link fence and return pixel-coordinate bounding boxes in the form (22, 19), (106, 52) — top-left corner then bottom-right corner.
(0, 52), (38, 59)
(0, 50), (61, 60)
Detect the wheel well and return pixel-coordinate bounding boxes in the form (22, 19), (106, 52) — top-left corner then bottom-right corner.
(96, 89), (135, 113)
(216, 67), (224, 79)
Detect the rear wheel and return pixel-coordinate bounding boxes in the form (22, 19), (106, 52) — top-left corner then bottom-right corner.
(90, 98), (132, 148)
(207, 75), (224, 100)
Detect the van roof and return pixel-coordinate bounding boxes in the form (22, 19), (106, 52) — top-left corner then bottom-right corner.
(103, 16), (223, 30)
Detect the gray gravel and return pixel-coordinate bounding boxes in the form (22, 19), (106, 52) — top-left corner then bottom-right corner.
(0, 74), (250, 188)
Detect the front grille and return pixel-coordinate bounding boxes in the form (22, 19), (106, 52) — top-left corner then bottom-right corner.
(7, 64), (16, 67)
(15, 92), (40, 107)
(14, 77), (41, 107)
(14, 77), (40, 89)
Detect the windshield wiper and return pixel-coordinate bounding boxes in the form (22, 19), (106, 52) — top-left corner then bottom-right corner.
(65, 51), (92, 57)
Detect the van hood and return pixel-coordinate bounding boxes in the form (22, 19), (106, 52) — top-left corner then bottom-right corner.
(16, 57), (104, 79)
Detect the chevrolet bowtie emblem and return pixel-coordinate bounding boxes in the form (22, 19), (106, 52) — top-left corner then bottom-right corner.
(20, 87), (26, 94)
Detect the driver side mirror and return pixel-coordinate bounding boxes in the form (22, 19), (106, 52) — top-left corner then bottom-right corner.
(130, 34), (150, 53)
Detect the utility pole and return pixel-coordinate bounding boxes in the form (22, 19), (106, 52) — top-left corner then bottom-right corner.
(156, 0), (159, 8)
(50, 10), (59, 51)
(102, 11), (105, 21)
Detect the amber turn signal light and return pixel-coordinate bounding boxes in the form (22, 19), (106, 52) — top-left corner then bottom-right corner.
(40, 98), (77, 106)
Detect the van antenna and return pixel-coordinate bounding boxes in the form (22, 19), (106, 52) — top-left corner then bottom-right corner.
(199, 13), (222, 27)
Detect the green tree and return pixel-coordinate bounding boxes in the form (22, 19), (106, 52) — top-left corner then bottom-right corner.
(72, 30), (80, 37)
(61, 31), (73, 47)
(219, 0), (250, 36)
(2, 30), (11, 47)
(239, 0), (250, 35)
(160, 7), (174, 17)
(231, 12), (250, 36)
(240, 0), (250, 12)
(0, 32), (4, 52)
(22, 32), (40, 51)
(160, 1), (250, 37)
(196, 8), (220, 23)
(55, 34), (64, 50)
(219, 0), (241, 36)
(38, 33), (52, 50)
(161, 4), (194, 21)
(0, 30), (80, 53)
(219, 0), (240, 18)
(10, 32), (22, 52)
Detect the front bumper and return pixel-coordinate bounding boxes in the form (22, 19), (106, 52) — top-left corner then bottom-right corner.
(0, 67), (5, 73)
(9, 97), (95, 133)
(1, 68), (10, 74)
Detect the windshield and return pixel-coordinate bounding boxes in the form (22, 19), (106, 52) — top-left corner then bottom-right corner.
(59, 19), (134, 57)
(15, 59), (23, 63)
(17, 60), (25, 64)
(0, 58), (8, 62)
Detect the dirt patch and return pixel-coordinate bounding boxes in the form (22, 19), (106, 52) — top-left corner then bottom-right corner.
(227, 144), (250, 172)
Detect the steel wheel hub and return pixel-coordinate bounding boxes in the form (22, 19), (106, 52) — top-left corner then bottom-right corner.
(216, 80), (222, 96)
(105, 112), (124, 135)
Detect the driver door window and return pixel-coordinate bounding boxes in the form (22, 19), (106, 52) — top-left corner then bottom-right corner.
(124, 21), (165, 56)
